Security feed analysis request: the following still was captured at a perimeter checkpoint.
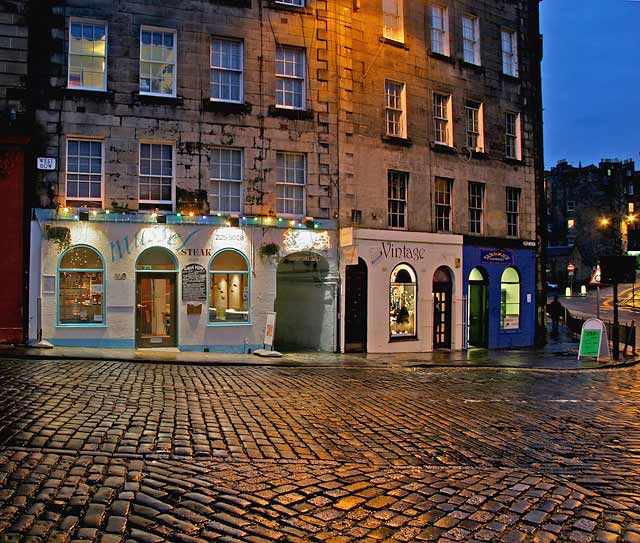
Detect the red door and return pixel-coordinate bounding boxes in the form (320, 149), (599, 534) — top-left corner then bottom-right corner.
(0, 146), (25, 343)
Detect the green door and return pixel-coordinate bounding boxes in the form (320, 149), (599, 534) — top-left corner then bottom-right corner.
(468, 282), (489, 347)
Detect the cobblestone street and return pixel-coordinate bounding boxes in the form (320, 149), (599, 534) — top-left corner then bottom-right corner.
(2, 359), (640, 542)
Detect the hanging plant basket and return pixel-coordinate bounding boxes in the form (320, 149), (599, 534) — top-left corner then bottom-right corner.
(259, 242), (280, 260)
(46, 226), (71, 253)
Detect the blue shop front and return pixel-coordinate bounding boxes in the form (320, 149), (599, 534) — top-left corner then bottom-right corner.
(463, 239), (536, 349)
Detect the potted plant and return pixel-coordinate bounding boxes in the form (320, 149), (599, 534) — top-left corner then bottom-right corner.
(46, 226), (71, 253)
(259, 242), (280, 263)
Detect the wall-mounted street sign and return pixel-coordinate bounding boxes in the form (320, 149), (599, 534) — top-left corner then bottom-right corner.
(36, 157), (56, 170)
(578, 318), (610, 361)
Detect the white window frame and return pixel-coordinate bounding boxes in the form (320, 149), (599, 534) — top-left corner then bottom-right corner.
(468, 181), (484, 234)
(385, 80), (406, 138)
(430, 4), (449, 56)
(275, 0), (305, 5)
(67, 19), (108, 91)
(210, 147), (244, 215)
(210, 38), (244, 104)
(382, 0), (405, 43)
(465, 100), (484, 152)
(435, 177), (452, 232)
(276, 152), (306, 217)
(433, 93), (452, 146)
(388, 170), (408, 229)
(65, 137), (104, 204)
(501, 28), (519, 77)
(506, 186), (520, 237)
(275, 46), (306, 110)
(505, 111), (522, 160)
(462, 14), (480, 65)
(139, 26), (177, 97)
(138, 141), (176, 209)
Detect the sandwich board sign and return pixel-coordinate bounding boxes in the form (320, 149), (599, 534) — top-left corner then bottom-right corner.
(264, 312), (276, 347)
(578, 318), (610, 361)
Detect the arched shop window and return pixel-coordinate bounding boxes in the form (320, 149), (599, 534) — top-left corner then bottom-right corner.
(58, 245), (105, 325)
(390, 263), (417, 339)
(209, 250), (250, 323)
(500, 266), (520, 329)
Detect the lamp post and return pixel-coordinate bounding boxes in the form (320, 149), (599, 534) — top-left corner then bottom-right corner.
(598, 213), (635, 360)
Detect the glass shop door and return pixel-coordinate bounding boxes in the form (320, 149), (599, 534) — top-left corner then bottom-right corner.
(135, 272), (177, 348)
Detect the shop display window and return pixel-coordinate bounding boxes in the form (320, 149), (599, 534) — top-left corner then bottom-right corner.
(390, 263), (417, 339)
(209, 250), (249, 323)
(500, 266), (520, 329)
(58, 246), (105, 325)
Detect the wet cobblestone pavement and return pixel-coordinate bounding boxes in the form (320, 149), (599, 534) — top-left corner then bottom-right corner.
(1, 360), (640, 541)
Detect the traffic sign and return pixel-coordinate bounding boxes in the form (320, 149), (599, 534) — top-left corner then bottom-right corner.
(567, 263), (576, 272)
(589, 265), (601, 286)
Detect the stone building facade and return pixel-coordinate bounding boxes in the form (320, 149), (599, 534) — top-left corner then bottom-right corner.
(17, 0), (543, 352)
(340, 0), (543, 350)
(0, 1), (30, 343)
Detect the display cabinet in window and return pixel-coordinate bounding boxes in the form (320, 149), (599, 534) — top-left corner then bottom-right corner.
(209, 250), (250, 323)
(58, 246), (105, 325)
(389, 263), (417, 339)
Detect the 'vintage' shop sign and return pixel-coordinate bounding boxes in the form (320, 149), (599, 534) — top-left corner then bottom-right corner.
(372, 242), (426, 264)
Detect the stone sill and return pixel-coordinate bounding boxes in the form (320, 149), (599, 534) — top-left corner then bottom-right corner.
(429, 51), (455, 64)
(62, 88), (115, 101)
(460, 60), (484, 73)
(501, 73), (521, 84)
(504, 157), (524, 167)
(268, 105), (313, 120)
(204, 100), (252, 115)
(378, 36), (409, 50)
(135, 94), (183, 106)
(430, 142), (458, 155)
(267, 0), (312, 14)
(381, 134), (413, 147)
(210, 0), (251, 7)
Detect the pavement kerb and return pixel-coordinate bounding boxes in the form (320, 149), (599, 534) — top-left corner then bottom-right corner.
(0, 349), (639, 372)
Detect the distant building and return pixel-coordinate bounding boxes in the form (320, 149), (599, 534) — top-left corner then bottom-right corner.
(545, 159), (638, 286)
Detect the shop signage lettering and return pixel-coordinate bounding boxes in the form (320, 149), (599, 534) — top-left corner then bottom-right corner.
(481, 249), (513, 264)
(282, 229), (331, 253)
(110, 227), (200, 263)
(214, 228), (246, 242)
(177, 248), (213, 257)
(380, 242), (426, 261)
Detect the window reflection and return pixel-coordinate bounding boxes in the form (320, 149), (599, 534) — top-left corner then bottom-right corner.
(390, 263), (417, 339)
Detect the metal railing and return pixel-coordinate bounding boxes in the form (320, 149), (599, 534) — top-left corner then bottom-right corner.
(551, 303), (636, 356)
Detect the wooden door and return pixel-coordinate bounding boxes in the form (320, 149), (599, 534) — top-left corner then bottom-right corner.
(345, 259), (367, 352)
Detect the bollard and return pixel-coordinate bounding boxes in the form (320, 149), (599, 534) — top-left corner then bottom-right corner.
(565, 286), (571, 297)
(580, 285), (587, 297)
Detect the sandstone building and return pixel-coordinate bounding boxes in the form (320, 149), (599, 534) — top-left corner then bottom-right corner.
(2, 0), (543, 352)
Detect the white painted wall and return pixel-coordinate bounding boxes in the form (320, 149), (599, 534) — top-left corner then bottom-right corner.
(340, 228), (464, 353)
(35, 217), (338, 351)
